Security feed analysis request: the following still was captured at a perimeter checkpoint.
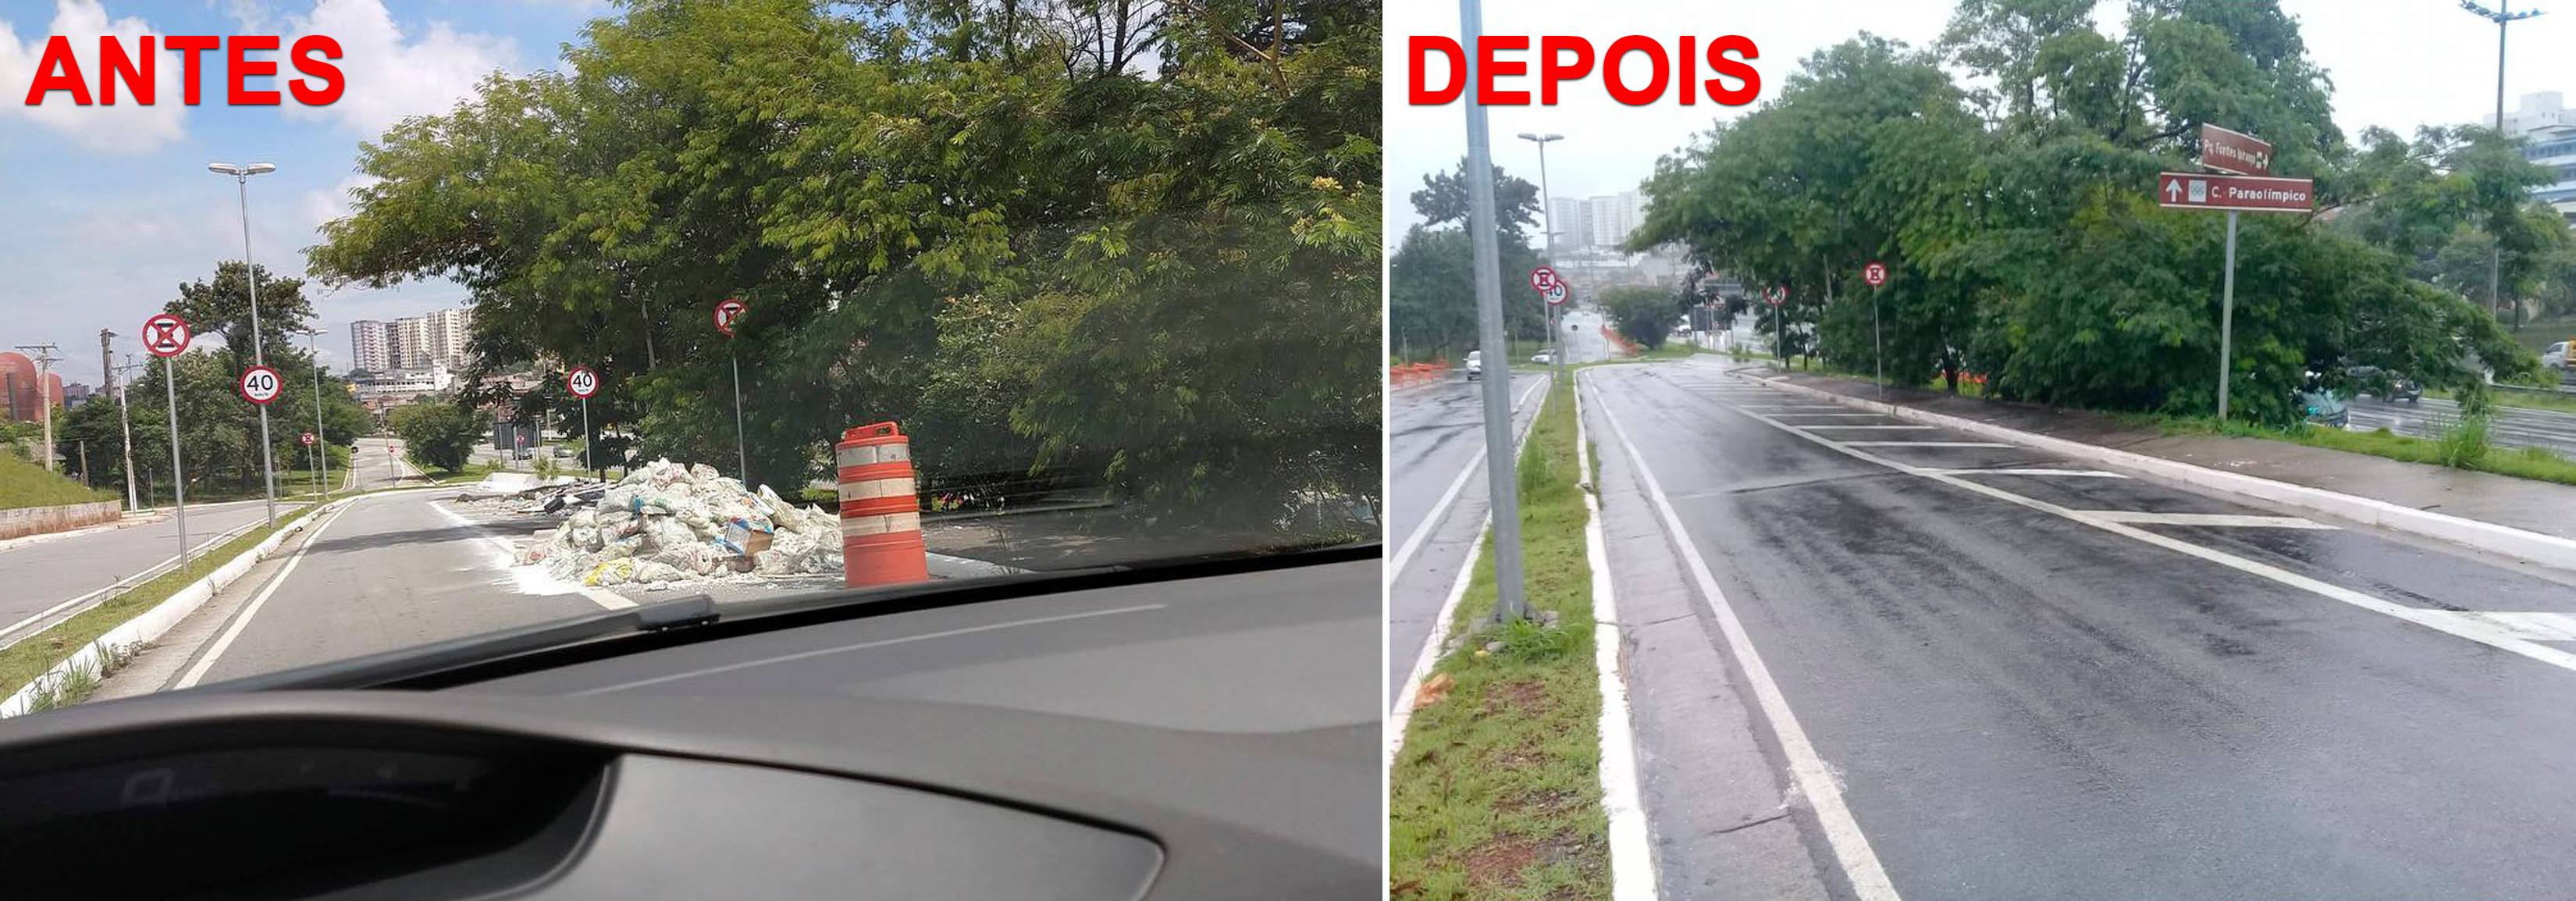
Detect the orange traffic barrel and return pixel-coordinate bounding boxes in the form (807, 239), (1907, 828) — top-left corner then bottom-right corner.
(835, 422), (930, 587)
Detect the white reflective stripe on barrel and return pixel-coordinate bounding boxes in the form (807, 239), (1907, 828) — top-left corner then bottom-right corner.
(838, 475), (916, 502)
(835, 441), (912, 468)
(840, 511), (922, 536)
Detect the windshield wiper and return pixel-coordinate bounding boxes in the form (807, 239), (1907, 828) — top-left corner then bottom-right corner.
(181, 594), (720, 693)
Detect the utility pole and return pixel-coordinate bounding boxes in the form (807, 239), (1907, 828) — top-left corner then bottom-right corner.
(15, 344), (59, 472)
(1517, 131), (1565, 378)
(1461, 0), (1528, 622)
(2460, 0), (2543, 322)
(305, 329), (327, 497)
(112, 352), (140, 511)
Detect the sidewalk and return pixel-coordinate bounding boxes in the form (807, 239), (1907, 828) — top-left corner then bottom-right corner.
(1748, 364), (2576, 544)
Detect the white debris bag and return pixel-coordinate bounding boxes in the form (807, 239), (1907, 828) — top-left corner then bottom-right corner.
(532, 458), (845, 586)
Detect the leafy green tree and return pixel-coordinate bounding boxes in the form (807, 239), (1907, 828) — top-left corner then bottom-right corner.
(390, 401), (484, 474)
(1602, 285), (1678, 351)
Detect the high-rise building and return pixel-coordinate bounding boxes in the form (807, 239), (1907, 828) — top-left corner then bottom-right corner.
(349, 320), (391, 373)
(354, 308), (476, 376)
(1542, 191), (1643, 252)
(2496, 92), (2576, 223)
(1547, 196), (1592, 250)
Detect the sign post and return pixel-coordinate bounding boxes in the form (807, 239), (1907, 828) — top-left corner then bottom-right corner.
(713, 298), (749, 479)
(143, 314), (192, 572)
(2158, 125), (2306, 420)
(300, 431), (318, 496)
(567, 366), (599, 477)
(1863, 262), (1889, 397)
(1765, 286), (1788, 363)
(1532, 266), (1564, 373)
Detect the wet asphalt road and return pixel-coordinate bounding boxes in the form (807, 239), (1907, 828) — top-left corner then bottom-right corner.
(1588, 359), (2576, 900)
(1385, 369), (1546, 706)
(2347, 394), (2576, 458)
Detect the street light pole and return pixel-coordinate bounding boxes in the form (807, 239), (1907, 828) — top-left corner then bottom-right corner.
(1517, 132), (1565, 379)
(209, 162), (279, 524)
(2460, 0), (2543, 322)
(1465, 0), (1528, 623)
(306, 329), (327, 496)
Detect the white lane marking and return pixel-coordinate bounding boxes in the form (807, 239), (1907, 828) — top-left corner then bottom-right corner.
(1928, 468), (2129, 479)
(1387, 376), (1550, 584)
(2438, 611), (2576, 642)
(1388, 532), (1483, 759)
(1593, 375), (1904, 901)
(429, 500), (635, 610)
(172, 502), (360, 689)
(1574, 369), (1659, 901)
(2076, 511), (2333, 529)
(569, 603), (1167, 696)
(1840, 441), (2016, 448)
(1712, 377), (2576, 678)
(1742, 405), (1848, 411)
(1763, 413), (1909, 418)
(1797, 425), (1937, 431)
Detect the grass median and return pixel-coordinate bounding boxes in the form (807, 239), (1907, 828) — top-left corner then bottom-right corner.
(1, 502), (317, 710)
(1389, 377), (1610, 901)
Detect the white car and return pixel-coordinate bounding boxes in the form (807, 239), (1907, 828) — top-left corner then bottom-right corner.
(1465, 350), (1483, 380)
(2546, 341), (2569, 371)
(1530, 351), (1553, 365)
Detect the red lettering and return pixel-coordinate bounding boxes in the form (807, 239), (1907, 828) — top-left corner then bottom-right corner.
(1539, 36), (1592, 105)
(99, 36), (153, 105)
(290, 35), (343, 105)
(1679, 36), (1696, 105)
(165, 35), (219, 105)
(226, 35), (280, 105)
(1603, 36), (1668, 106)
(1475, 35), (1529, 105)
(1705, 35), (1760, 105)
(1408, 36), (1464, 105)
(24, 36), (91, 105)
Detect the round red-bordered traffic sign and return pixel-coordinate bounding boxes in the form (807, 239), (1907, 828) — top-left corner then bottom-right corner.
(1764, 286), (1788, 307)
(1528, 266), (1559, 293)
(143, 313), (192, 358)
(1863, 262), (1888, 287)
(566, 365), (600, 399)
(713, 297), (748, 337)
(1544, 282), (1569, 306)
(239, 365), (283, 405)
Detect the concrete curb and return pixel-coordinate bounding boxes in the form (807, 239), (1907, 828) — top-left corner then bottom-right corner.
(1752, 374), (2576, 575)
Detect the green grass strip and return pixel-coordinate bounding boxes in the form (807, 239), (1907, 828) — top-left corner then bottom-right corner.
(1389, 377), (1610, 901)
(1, 502), (317, 706)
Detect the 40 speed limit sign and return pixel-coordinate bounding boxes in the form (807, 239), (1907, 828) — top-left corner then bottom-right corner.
(567, 365), (600, 399)
(238, 365), (283, 405)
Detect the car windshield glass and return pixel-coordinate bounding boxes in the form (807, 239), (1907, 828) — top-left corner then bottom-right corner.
(5, 2), (1379, 710)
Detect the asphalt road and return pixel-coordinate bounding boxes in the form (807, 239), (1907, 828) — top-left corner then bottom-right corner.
(1588, 359), (2576, 900)
(130, 490), (614, 690)
(2347, 394), (2576, 457)
(0, 498), (272, 639)
(1385, 369), (1547, 707)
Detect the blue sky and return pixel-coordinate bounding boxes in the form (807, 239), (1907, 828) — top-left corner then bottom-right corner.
(1, 0), (605, 386)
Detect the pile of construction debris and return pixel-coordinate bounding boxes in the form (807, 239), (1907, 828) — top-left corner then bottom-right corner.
(512, 458), (843, 586)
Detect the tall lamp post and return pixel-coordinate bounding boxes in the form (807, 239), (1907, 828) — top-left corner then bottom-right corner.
(2460, 1), (2543, 324)
(208, 161), (279, 525)
(304, 328), (328, 497)
(1517, 131), (1564, 379)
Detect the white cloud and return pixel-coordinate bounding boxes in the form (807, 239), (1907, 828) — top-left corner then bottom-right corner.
(301, 173), (379, 230)
(0, 0), (189, 152)
(279, 0), (516, 136)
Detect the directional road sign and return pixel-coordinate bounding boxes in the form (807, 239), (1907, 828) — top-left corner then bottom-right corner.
(2156, 172), (2313, 213)
(1863, 262), (1888, 287)
(713, 297), (748, 337)
(567, 365), (600, 399)
(143, 314), (191, 358)
(1528, 265), (1559, 293)
(2198, 123), (2273, 176)
(239, 365), (283, 405)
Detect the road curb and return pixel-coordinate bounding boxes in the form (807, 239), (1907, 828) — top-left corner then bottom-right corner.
(0, 492), (427, 718)
(1752, 374), (2576, 575)
(1573, 370), (1660, 901)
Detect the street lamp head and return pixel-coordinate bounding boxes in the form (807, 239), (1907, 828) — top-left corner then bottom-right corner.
(207, 162), (240, 175)
(207, 162), (278, 176)
(1515, 133), (1564, 144)
(245, 162), (277, 175)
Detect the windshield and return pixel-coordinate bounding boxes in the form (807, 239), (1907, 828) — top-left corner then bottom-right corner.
(2, 1), (1379, 710)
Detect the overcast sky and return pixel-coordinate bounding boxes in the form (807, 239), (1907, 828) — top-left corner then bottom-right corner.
(1385, 0), (2576, 241)
(1, 0), (602, 386)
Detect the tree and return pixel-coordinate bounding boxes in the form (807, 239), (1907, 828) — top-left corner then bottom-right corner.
(308, 0), (1381, 529)
(1407, 159), (1542, 241)
(390, 401), (483, 474)
(1601, 285), (1678, 351)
